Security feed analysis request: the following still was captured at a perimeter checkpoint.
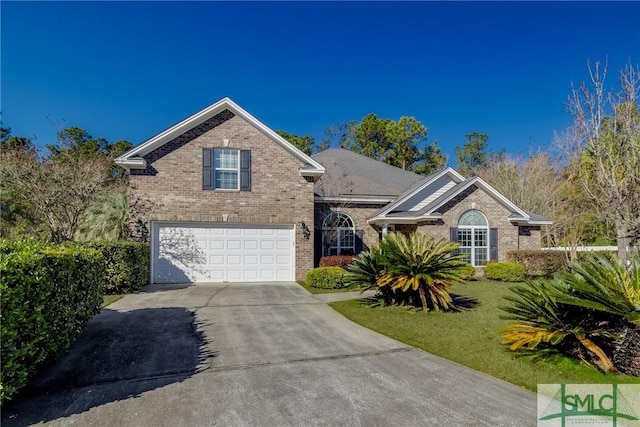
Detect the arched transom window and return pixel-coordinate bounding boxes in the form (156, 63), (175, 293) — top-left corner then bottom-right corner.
(322, 212), (355, 256)
(457, 209), (488, 266)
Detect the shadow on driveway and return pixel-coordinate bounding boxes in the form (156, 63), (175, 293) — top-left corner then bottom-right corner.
(2, 307), (213, 426)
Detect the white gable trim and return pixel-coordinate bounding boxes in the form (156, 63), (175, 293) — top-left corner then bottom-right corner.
(368, 174), (546, 225)
(115, 97), (325, 177)
(371, 167), (465, 219)
(423, 176), (529, 219)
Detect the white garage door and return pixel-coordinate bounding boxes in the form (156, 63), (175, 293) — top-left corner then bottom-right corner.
(152, 223), (294, 283)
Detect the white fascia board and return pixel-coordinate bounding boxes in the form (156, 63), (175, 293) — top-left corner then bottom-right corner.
(510, 217), (554, 226)
(116, 97), (325, 174)
(115, 157), (146, 169)
(299, 168), (325, 178)
(367, 214), (441, 225)
(116, 97), (233, 162)
(227, 99), (325, 172)
(472, 177), (529, 218)
(424, 176), (530, 220)
(375, 167), (465, 218)
(315, 196), (395, 204)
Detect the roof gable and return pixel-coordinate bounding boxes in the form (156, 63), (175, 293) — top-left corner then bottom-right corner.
(369, 167), (465, 218)
(116, 97), (325, 178)
(368, 171), (552, 225)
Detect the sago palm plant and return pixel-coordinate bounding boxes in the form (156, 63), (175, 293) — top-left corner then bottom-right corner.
(500, 279), (616, 372)
(343, 247), (384, 291)
(376, 232), (469, 312)
(500, 255), (640, 375)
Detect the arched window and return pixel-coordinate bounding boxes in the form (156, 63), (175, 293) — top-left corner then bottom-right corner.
(322, 212), (355, 256)
(457, 210), (488, 266)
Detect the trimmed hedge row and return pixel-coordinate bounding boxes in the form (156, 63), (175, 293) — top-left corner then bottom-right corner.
(319, 255), (356, 268)
(506, 250), (568, 278)
(83, 242), (149, 294)
(306, 266), (346, 289)
(484, 261), (525, 282)
(0, 240), (105, 403)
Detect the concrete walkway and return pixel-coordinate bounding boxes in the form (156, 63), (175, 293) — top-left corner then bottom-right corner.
(2, 282), (537, 426)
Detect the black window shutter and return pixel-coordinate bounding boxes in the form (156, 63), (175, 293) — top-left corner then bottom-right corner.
(490, 228), (498, 261)
(203, 148), (213, 189)
(355, 230), (364, 254)
(450, 227), (459, 256)
(314, 229), (323, 267)
(240, 150), (251, 191)
(449, 227), (458, 242)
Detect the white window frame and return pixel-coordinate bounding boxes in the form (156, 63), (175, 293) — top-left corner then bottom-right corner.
(322, 212), (355, 256)
(214, 149), (240, 190)
(457, 210), (489, 267)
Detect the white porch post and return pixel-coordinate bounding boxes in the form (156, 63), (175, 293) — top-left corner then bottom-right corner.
(381, 223), (389, 237)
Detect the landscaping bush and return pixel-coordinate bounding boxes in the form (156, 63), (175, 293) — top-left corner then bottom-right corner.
(306, 266), (346, 289)
(319, 255), (356, 268)
(459, 263), (476, 280)
(484, 261), (525, 282)
(85, 241), (150, 294)
(507, 250), (567, 278)
(0, 240), (105, 403)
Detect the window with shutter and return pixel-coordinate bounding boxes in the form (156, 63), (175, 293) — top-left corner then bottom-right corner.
(203, 149), (251, 191)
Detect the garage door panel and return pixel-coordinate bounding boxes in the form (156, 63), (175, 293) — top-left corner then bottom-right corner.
(244, 240), (259, 250)
(153, 224), (294, 283)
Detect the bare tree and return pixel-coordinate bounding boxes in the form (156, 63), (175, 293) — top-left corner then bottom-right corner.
(564, 61), (640, 263)
(1, 150), (113, 242)
(474, 152), (563, 246)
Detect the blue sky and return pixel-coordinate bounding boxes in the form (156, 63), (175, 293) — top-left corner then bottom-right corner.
(2, 1), (639, 163)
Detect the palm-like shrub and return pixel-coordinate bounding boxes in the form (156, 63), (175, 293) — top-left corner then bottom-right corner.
(376, 233), (469, 312)
(344, 247), (384, 291)
(500, 279), (616, 372)
(75, 191), (128, 242)
(500, 255), (640, 375)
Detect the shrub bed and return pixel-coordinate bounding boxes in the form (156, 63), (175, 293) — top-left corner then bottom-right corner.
(459, 263), (476, 280)
(306, 266), (346, 289)
(319, 255), (356, 268)
(506, 250), (567, 278)
(0, 240), (105, 403)
(484, 261), (525, 282)
(85, 242), (150, 294)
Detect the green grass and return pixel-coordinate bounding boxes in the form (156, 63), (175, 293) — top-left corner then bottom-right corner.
(101, 294), (124, 308)
(297, 280), (358, 295)
(329, 279), (639, 391)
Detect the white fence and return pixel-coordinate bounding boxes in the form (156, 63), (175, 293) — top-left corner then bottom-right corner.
(541, 246), (617, 252)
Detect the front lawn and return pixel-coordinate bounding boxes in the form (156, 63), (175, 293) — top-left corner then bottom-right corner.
(329, 279), (639, 391)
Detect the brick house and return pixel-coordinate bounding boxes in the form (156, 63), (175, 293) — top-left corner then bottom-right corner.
(116, 98), (551, 284)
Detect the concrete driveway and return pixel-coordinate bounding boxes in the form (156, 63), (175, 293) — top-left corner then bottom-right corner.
(2, 282), (537, 426)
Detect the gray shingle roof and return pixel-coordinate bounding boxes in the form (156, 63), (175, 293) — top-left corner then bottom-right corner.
(311, 148), (422, 198)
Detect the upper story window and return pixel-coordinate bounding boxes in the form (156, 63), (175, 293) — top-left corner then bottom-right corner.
(215, 149), (239, 190)
(203, 148), (251, 191)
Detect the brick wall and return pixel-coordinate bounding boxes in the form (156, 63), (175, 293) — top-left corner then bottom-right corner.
(314, 203), (384, 254)
(128, 110), (315, 280)
(416, 185), (533, 261)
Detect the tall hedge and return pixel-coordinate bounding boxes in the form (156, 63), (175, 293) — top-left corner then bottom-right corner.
(0, 240), (105, 403)
(506, 250), (567, 278)
(85, 242), (150, 294)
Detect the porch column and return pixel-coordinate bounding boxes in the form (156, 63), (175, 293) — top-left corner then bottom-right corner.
(381, 223), (389, 237)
